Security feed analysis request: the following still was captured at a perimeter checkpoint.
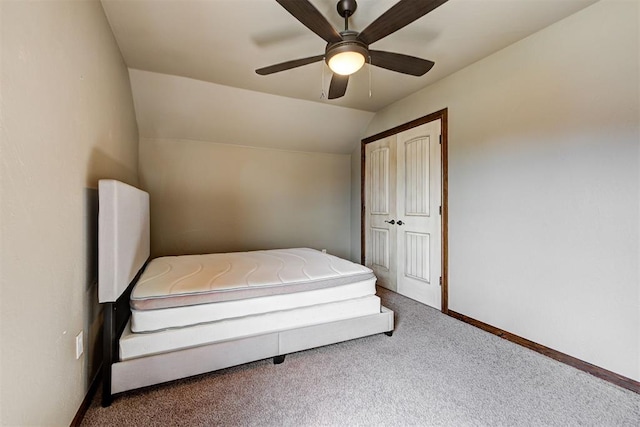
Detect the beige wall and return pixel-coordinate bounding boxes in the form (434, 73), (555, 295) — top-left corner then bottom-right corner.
(140, 138), (352, 260)
(357, 0), (639, 381)
(0, 1), (139, 424)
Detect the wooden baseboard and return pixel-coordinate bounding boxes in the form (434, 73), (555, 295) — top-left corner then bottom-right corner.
(70, 364), (102, 427)
(447, 310), (639, 394)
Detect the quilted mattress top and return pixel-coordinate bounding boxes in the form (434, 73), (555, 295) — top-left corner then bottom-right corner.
(131, 248), (374, 310)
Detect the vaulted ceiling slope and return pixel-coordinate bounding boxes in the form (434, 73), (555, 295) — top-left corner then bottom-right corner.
(130, 69), (375, 154)
(102, 0), (598, 153)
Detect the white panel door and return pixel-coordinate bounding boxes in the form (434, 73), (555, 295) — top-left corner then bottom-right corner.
(396, 120), (441, 309)
(365, 120), (441, 309)
(365, 135), (397, 290)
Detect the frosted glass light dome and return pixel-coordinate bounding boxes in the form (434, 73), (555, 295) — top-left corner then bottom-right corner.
(328, 50), (366, 75)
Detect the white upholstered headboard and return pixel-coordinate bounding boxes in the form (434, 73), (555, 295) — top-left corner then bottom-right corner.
(98, 179), (150, 303)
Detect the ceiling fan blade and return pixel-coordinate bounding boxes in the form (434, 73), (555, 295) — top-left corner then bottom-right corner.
(256, 54), (324, 75)
(358, 0), (449, 45)
(276, 0), (342, 43)
(328, 74), (349, 99)
(369, 50), (434, 76)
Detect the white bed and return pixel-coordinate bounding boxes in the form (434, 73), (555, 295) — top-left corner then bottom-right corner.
(99, 179), (394, 406)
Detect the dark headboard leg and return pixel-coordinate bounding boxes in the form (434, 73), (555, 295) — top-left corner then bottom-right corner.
(99, 260), (146, 407)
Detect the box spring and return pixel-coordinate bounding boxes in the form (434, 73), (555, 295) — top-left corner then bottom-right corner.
(121, 295), (381, 360)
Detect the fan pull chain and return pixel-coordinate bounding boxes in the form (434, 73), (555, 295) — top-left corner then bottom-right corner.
(320, 61), (326, 99)
(368, 56), (372, 98)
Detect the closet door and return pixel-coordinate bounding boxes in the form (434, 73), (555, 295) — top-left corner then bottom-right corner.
(364, 135), (397, 290)
(364, 120), (442, 309)
(396, 120), (442, 309)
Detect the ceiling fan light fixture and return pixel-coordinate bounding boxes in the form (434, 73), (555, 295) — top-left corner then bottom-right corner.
(326, 43), (367, 76)
(257, 0), (446, 99)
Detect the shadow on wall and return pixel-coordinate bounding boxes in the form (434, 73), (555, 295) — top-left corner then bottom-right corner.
(138, 140), (352, 259)
(84, 187), (102, 388)
(86, 146), (138, 190)
(148, 178), (312, 256)
(156, 189), (248, 256)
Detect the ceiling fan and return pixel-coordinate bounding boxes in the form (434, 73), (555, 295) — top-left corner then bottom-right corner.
(256, 0), (449, 99)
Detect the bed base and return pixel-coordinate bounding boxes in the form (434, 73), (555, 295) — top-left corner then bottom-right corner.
(107, 307), (392, 401)
(102, 278), (393, 406)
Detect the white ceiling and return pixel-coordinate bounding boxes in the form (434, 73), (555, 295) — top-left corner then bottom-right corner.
(101, 0), (598, 113)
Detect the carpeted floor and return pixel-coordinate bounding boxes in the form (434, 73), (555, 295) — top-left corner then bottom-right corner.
(81, 287), (640, 426)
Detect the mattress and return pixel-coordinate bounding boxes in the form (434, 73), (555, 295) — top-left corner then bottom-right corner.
(132, 248), (374, 310)
(130, 248), (377, 333)
(131, 278), (376, 333)
(120, 295), (381, 360)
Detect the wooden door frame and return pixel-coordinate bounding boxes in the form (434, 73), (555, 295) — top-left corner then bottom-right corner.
(361, 108), (449, 313)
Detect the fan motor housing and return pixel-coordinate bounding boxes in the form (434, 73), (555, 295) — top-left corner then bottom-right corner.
(325, 40), (368, 66)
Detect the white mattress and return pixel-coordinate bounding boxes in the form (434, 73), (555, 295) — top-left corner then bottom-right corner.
(120, 295), (381, 360)
(131, 278), (376, 333)
(131, 248), (374, 310)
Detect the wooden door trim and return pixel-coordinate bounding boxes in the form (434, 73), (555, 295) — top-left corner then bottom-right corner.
(361, 108), (449, 313)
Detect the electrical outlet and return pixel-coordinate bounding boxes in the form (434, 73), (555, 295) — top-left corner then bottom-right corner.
(75, 331), (84, 359)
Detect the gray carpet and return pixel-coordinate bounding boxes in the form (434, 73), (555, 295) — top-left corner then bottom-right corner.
(82, 288), (640, 426)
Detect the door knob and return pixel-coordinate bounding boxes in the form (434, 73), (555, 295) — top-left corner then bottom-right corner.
(384, 220), (395, 225)
(397, 220), (404, 226)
